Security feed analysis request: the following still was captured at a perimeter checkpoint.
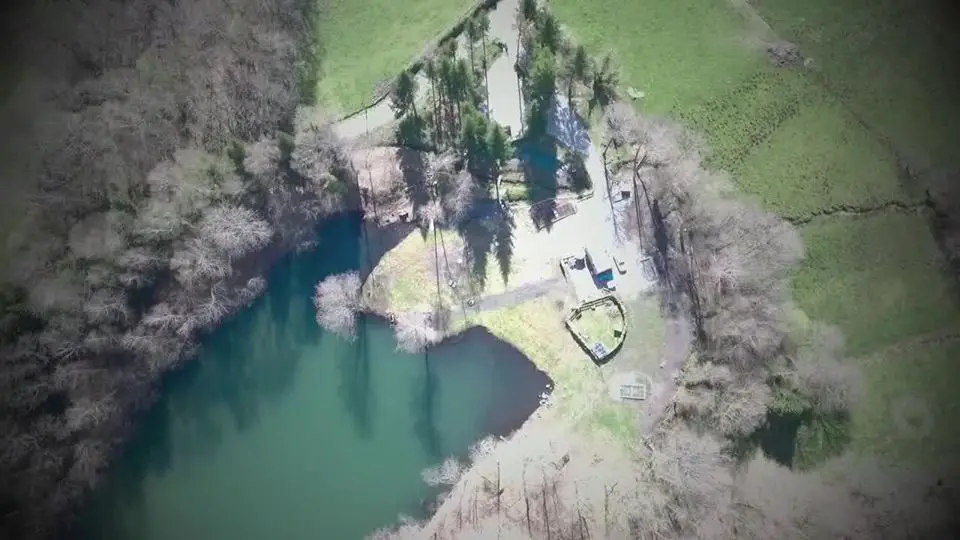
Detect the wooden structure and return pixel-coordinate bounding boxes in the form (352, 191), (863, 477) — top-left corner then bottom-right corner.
(619, 383), (647, 401)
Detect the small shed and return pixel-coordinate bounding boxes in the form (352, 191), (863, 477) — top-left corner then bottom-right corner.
(584, 248), (614, 285)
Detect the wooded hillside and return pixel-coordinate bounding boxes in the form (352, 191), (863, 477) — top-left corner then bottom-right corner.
(0, 1), (353, 537)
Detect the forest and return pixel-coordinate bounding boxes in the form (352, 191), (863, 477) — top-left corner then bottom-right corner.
(0, 0), (355, 537)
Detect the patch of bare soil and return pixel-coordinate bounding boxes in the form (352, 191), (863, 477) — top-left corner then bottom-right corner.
(730, 0), (818, 70)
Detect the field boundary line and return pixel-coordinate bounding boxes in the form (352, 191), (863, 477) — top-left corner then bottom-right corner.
(784, 200), (927, 225)
(856, 329), (960, 361)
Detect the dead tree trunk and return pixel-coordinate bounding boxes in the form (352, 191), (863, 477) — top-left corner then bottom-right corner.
(541, 467), (551, 540)
(524, 465), (533, 537)
(496, 461), (502, 521)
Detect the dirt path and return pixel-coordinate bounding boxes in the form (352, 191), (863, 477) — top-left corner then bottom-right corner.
(639, 316), (693, 433)
(451, 277), (566, 322)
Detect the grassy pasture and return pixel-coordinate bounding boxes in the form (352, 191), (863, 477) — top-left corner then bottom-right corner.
(675, 67), (818, 174)
(736, 100), (913, 219)
(551, 0), (764, 115)
(314, 0), (474, 114)
(791, 212), (960, 356)
(849, 335), (960, 467)
(751, 0), (960, 175)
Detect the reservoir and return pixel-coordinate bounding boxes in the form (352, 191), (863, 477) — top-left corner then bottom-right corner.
(77, 216), (550, 540)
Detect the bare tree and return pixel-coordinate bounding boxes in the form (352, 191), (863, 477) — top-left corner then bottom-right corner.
(711, 378), (773, 436)
(83, 287), (132, 326)
(197, 204), (274, 259)
(394, 311), (440, 353)
(67, 211), (127, 261)
(313, 272), (362, 340)
(170, 237), (233, 290)
(291, 123), (344, 182)
(417, 199), (445, 229)
(68, 440), (107, 489)
(64, 395), (117, 433)
(444, 169), (479, 225)
(788, 323), (863, 413)
(244, 136), (283, 179)
(422, 456), (464, 487)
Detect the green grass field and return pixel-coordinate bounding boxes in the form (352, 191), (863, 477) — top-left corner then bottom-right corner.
(751, 0), (960, 175)
(736, 100), (913, 219)
(552, 0), (764, 115)
(850, 336), (960, 465)
(552, 0), (960, 465)
(569, 301), (625, 353)
(314, 0), (474, 114)
(792, 212), (960, 356)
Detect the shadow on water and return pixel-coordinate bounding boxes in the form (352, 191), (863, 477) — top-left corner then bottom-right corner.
(752, 410), (853, 471)
(430, 327), (552, 441)
(339, 316), (373, 438)
(412, 351), (442, 461)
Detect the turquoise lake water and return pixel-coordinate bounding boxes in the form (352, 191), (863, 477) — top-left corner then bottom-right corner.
(77, 216), (550, 540)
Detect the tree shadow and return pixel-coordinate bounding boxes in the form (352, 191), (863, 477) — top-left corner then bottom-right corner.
(650, 198), (672, 278)
(338, 316), (372, 438)
(560, 151), (591, 193)
(412, 352), (442, 461)
(457, 215), (496, 291)
(517, 137), (559, 231)
(396, 147), (431, 228)
(493, 205), (516, 285)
